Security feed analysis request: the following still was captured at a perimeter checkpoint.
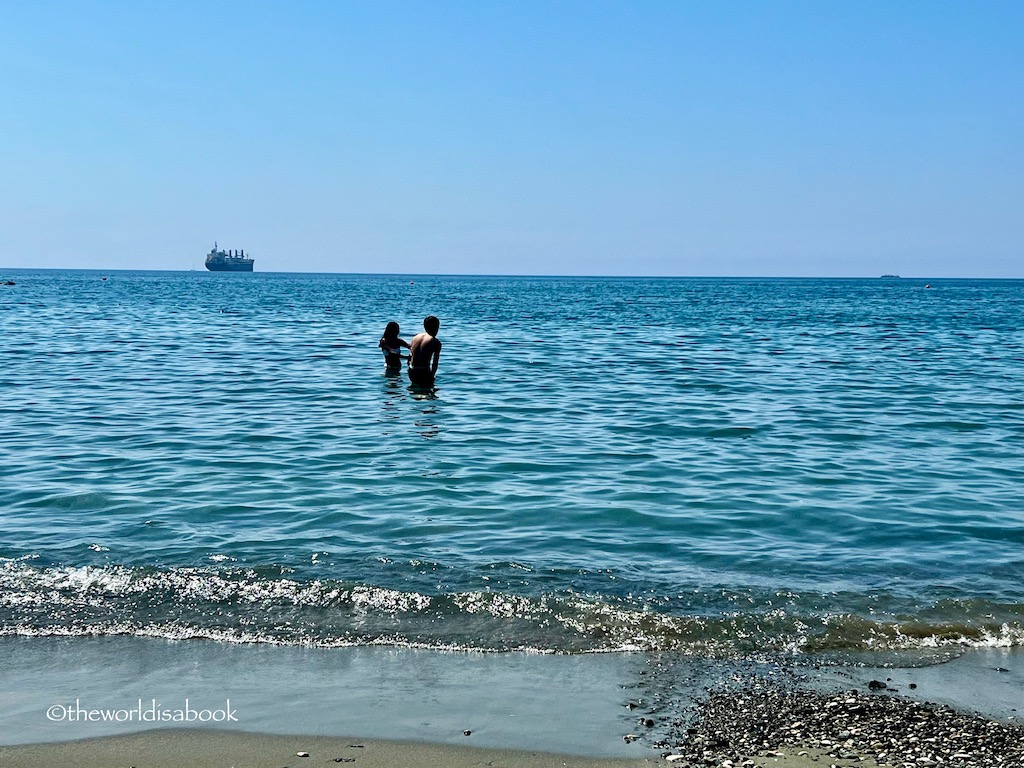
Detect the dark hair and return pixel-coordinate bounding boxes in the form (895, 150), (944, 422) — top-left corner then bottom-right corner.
(423, 315), (440, 334)
(383, 321), (400, 339)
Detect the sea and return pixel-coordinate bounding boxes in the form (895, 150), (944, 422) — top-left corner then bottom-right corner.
(2, 270), (1023, 668)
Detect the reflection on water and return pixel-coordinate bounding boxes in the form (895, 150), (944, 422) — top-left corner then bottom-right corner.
(414, 403), (440, 439)
(378, 370), (406, 434)
(409, 383), (438, 400)
(377, 367), (440, 439)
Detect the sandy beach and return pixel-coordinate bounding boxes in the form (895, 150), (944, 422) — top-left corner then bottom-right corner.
(0, 729), (893, 768)
(0, 717), (1007, 768)
(0, 729), (655, 768)
(2, 638), (1021, 768)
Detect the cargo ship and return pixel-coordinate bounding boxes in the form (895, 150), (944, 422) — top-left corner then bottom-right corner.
(205, 243), (254, 272)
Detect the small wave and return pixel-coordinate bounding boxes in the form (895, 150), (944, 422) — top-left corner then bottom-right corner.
(706, 427), (759, 438)
(904, 420), (989, 432)
(0, 560), (1021, 656)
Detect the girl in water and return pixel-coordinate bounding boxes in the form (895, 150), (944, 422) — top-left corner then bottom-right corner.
(378, 321), (410, 371)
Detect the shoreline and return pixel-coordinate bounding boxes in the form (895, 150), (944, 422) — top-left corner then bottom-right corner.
(2, 683), (1021, 768)
(0, 637), (651, 756)
(0, 638), (1020, 767)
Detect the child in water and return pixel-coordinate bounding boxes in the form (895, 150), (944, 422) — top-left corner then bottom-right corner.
(379, 322), (410, 370)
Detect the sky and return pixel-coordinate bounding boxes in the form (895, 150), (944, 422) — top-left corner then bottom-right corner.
(1, 1), (1021, 276)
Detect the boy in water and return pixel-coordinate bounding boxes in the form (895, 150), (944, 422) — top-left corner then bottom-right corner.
(407, 315), (441, 387)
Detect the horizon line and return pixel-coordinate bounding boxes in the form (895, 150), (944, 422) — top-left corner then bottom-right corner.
(2, 267), (1022, 281)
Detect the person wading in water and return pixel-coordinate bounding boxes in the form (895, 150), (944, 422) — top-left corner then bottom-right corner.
(407, 315), (441, 387)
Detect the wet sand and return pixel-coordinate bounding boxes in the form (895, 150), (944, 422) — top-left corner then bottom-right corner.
(1, 638), (1021, 767)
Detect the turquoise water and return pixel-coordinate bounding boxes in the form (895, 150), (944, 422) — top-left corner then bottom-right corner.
(2, 270), (1023, 659)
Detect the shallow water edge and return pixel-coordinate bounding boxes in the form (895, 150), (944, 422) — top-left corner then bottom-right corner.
(1, 636), (1020, 755)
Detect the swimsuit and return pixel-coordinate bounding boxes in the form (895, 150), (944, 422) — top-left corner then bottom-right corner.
(381, 340), (403, 366)
(407, 366), (434, 386)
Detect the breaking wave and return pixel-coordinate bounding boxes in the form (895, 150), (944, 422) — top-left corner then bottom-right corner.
(2, 559), (1021, 657)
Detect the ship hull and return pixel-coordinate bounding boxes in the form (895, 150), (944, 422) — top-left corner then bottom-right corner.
(205, 261), (253, 272)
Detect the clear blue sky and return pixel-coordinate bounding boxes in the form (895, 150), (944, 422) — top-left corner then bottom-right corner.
(2, 1), (1021, 276)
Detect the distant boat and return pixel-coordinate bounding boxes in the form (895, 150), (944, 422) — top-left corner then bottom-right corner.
(880, 274), (900, 279)
(205, 242), (254, 272)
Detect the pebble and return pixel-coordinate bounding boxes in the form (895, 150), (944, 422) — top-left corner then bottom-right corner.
(641, 672), (1024, 768)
